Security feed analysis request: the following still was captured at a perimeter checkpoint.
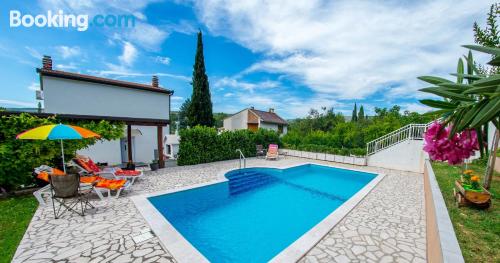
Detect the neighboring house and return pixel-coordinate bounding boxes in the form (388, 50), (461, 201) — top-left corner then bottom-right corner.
(223, 107), (288, 134)
(37, 56), (173, 167)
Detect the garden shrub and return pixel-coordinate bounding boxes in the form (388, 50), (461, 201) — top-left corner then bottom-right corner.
(0, 113), (124, 192)
(177, 126), (281, 166)
(284, 143), (366, 157)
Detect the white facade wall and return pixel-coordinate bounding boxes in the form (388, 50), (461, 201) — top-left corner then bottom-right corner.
(77, 139), (122, 165)
(42, 77), (170, 119)
(367, 140), (426, 173)
(223, 110), (248, 131)
(77, 125), (167, 164)
(260, 121), (288, 135)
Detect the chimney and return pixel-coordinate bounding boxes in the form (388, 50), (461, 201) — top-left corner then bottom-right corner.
(152, 75), (159, 88)
(42, 55), (52, 70)
(269, 108), (274, 113)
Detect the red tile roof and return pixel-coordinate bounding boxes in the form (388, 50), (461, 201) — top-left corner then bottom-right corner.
(249, 109), (288, 125)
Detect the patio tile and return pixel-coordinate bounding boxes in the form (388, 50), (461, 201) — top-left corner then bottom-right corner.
(12, 157), (425, 262)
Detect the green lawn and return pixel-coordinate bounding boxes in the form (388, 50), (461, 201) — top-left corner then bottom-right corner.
(0, 195), (38, 263)
(431, 162), (499, 263)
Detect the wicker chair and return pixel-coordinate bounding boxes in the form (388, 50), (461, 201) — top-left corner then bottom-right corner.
(50, 173), (94, 219)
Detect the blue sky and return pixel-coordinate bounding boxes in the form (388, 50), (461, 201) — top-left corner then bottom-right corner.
(0, 0), (493, 118)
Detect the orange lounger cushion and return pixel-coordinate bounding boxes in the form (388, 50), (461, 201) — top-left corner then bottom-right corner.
(37, 172), (50, 182)
(80, 176), (102, 184)
(37, 168), (67, 182)
(95, 179), (127, 190)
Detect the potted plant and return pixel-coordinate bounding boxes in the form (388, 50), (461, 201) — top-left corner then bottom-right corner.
(150, 159), (159, 171)
(454, 170), (491, 208)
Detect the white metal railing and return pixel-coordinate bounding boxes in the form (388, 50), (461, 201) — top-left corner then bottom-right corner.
(236, 149), (246, 169)
(366, 121), (436, 156)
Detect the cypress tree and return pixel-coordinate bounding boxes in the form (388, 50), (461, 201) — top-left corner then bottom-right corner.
(358, 105), (365, 121)
(351, 103), (358, 122)
(188, 31), (214, 127)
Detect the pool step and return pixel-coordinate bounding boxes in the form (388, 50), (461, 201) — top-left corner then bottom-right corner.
(228, 171), (278, 195)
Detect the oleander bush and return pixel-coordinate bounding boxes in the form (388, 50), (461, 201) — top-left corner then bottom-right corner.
(177, 126), (281, 166)
(0, 113), (124, 192)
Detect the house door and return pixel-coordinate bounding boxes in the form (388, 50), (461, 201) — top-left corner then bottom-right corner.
(248, 123), (258, 132)
(120, 137), (135, 163)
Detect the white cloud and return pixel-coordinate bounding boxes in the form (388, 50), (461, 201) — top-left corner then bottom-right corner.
(27, 82), (40, 91)
(155, 56), (171, 65)
(171, 96), (184, 101)
(118, 42), (138, 66)
(215, 77), (280, 91)
(125, 23), (169, 51)
(401, 103), (432, 114)
(223, 92), (234, 97)
(55, 63), (78, 70)
(0, 99), (36, 107)
(25, 47), (41, 60)
(55, 46), (81, 59)
(89, 69), (191, 82)
(194, 0), (489, 99)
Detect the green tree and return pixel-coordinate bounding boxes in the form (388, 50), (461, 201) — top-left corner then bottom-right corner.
(37, 102), (42, 113)
(178, 98), (191, 130)
(214, 112), (229, 128)
(473, 3), (499, 75)
(188, 31), (214, 127)
(358, 105), (365, 121)
(351, 103), (358, 122)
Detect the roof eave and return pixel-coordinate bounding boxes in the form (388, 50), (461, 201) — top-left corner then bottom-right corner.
(37, 68), (174, 95)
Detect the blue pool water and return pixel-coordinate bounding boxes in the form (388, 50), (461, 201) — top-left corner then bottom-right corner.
(149, 164), (376, 263)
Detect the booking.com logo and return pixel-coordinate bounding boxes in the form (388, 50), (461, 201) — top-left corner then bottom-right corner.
(9, 10), (135, 32)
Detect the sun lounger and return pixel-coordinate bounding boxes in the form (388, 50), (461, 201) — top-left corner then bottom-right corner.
(266, 144), (279, 160)
(33, 165), (105, 206)
(72, 155), (144, 185)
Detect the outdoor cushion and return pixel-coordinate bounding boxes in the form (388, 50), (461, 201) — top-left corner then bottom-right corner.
(51, 168), (66, 175)
(86, 159), (101, 173)
(95, 179), (127, 190)
(79, 176), (102, 184)
(37, 172), (50, 182)
(74, 158), (93, 173)
(36, 168), (66, 182)
(114, 169), (141, 176)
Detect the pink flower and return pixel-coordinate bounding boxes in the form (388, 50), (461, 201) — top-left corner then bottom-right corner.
(423, 122), (479, 165)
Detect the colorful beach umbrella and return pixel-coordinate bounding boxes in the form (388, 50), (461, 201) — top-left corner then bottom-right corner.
(17, 124), (100, 173)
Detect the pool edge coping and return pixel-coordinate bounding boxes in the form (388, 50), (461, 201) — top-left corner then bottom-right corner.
(131, 162), (384, 263)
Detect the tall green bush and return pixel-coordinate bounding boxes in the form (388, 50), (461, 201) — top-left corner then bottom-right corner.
(177, 126), (281, 166)
(0, 113), (124, 192)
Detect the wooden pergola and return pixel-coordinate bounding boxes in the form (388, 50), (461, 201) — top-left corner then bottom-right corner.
(1, 111), (169, 168)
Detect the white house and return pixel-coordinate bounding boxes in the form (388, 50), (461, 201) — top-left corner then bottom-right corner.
(223, 107), (288, 134)
(37, 55), (173, 168)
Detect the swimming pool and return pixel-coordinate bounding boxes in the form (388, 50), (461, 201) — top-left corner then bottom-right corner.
(145, 164), (378, 262)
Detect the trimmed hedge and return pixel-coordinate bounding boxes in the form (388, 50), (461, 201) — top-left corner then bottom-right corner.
(177, 126), (281, 166)
(284, 143), (366, 157)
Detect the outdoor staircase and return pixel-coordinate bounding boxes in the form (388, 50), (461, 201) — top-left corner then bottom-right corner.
(365, 120), (437, 172)
(366, 121), (435, 156)
(227, 171), (278, 195)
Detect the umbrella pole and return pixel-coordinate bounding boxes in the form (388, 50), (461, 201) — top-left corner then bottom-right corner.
(60, 139), (66, 173)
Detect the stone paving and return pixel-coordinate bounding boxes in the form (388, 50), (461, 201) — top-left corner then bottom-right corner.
(12, 157), (425, 262)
